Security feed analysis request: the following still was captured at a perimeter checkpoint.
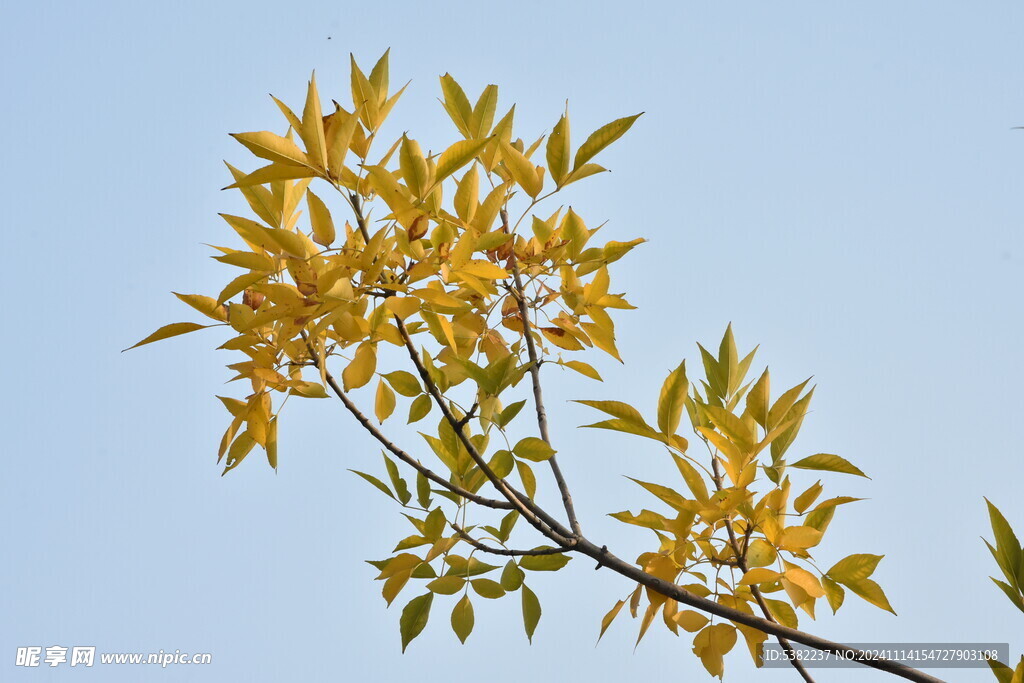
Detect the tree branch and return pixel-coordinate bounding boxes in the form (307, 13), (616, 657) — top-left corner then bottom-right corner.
(502, 207), (582, 537)
(336, 174), (941, 683)
(393, 317), (575, 547)
(451, 522), (571, 557)
(300, 333), (513, 511)
(570, 537), (944, 683)
(707, 446), (816, 682)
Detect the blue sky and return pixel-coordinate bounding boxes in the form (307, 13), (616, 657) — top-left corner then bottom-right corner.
(1, 1), (1021, 681)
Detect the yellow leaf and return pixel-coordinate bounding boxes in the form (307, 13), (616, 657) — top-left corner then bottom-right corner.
(301, 72), (328, 169)
(230, 131), (315, 171)
(413, 288), (468, 310)
(375, 379), (396, 423)
(385, 296), (420, 320)
(791, 453), (869, 478)
(214, 251), (276, 271)
(794, 480), (823, 514)
(561, 360), (601, 381)
(580, 321), (621, 362)
(827, 554), (884, 583)
(306, 190), (335, 247)
(327, 106), (359, 175)
(745, 539), (778, 567)
(542, 327), (584, 351)
(342, 342), (376, 390)
(350, 55), (380, 130)
(597, 599), (625, 642)
(692, 623), (737, 678)
(499, 140), (542, 197)
(451, 594), (475, 644)
(778, 526), (823, 552)
(454, 167), (479, 223)
(746, 369), (770, 428)
(674, 610), (709, 633)
(739, 568), (781, 586)
(457, 260), (509, 280)
(173, 293), (227, 322)
(573, 113), (643, 170)
(470, 84), (498, 138)
(844, 578), (896, 614)
(546, 112), (571, 185)
(657, 361), (688, 436)
(399, 136), (429, 198)
(434, 138), (490, 188)
(222, 163), (316, 189)
(439, 73), (473, 137)
(124, 322), (208, 351)
(785, 566), (825, 598)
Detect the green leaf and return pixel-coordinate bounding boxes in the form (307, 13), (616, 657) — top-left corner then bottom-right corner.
(573, 113), (643, 170)
(512, 437), (556, 462)
(408, 394), (432, 423)
(471, 578), (506, 599)
(384, 370), (422, 397)
(986, 499), (1023, 586)
(495, 400), (527, 428)
(415, 472), (432, 509)
(123, 322), (209, 351)
(519, 550), (571, 572)
(426, 575), (465, 595)
(986, 657), (1014, 683)
(348, 470), (394, 500)
(443, 556), (501, 578)
(990, 578), (1024, 612)
(399, 592), (433, 652)
(521, 585), (541, 643)
(451, 594), (474, 644)
(790, 453), (869, 478)
(500, 561), (525, 591)
(383, 455), (411, 505)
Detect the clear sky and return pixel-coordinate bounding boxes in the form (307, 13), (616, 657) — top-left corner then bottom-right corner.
(1, 1), (1021, 681)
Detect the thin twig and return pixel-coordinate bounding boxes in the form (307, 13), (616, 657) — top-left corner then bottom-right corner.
(393, 317), (575, 547)
(502, 207), (582, 537)
(300, 333), (512, 510)
(450, 523), (571, 557)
